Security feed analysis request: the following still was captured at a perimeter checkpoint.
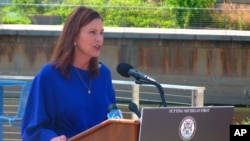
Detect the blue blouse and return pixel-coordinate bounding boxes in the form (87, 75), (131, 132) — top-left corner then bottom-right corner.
(21, 63), (116, 141)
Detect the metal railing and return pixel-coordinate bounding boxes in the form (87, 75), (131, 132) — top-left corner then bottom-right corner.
(0, 75), (205, 117)
(0, 75), (205, 141)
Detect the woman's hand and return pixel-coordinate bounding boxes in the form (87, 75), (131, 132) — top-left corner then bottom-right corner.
(50, 135), (68, 141)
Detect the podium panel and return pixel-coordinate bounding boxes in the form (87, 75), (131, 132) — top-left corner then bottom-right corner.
(69, 119), (140, 141)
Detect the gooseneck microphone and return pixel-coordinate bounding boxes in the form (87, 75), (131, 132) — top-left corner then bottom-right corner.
(116, 63), (156, 82)
(117, 62), (167, 107)
(128, 102), (141, 118)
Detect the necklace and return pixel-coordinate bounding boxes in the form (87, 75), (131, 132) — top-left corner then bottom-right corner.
(74, 68), (91, 94)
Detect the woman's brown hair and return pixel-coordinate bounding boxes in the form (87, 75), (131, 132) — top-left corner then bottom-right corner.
(50, 6), (102, 79)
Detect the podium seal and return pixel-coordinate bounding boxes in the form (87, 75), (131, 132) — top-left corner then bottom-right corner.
(179, 116), (197, 141)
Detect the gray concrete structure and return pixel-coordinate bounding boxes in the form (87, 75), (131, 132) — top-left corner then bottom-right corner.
(0, 24), (250, 105)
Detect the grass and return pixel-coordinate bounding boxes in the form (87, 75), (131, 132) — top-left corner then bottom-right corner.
(233, 107), (250, 124)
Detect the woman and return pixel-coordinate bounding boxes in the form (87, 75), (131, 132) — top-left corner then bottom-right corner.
(21, 6), (116, 141)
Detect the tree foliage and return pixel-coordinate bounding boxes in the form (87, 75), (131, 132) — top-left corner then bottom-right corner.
(2, 0), (249, 30)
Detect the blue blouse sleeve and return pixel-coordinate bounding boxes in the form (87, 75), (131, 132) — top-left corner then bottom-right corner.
(21, 66), (58, 141)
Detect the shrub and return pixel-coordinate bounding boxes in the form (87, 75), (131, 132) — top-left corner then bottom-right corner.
(218, 3), (250, 30)
(2, 5), (31, 24)
(2, 0), (250, 30)
(241, 117), (250, 125)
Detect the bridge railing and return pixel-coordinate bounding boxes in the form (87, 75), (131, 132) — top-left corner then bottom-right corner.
(0, 75), (205, 141)
(112, 80), (205, 119)
(0, 75), (205, 118)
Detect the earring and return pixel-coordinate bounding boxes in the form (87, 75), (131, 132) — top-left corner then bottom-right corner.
(74, 42), (77, 47)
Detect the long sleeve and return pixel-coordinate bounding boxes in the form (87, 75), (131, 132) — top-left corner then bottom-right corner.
(21, 66), (60, 140)
(21, 63), (116, 141)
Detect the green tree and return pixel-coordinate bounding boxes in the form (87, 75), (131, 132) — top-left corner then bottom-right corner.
(165, 0), (216, 28)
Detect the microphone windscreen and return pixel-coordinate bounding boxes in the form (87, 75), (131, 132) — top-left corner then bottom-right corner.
(128, 102), (141, 118)
(128, 102), (138, 112)
(116, 63), (133, 77)
(108, 104), (118, 112)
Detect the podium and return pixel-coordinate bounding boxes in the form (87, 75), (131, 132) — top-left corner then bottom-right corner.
(69, 119), (140, 141)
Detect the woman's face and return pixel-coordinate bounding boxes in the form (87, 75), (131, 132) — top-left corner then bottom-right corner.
(75, 18), (104, 59)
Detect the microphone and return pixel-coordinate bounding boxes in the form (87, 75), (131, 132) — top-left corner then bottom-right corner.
(117, 63), (167, 107)
(108, 104), (118, 112)
(116, 63), (156, 82)
(107, 104), (123, 119)
(128, 102), (141, 118)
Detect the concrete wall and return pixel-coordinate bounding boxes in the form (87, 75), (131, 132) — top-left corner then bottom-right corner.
(0, 25), (250, 105)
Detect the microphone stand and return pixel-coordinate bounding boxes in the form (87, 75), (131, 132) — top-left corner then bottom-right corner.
(135, 79), (167, 107)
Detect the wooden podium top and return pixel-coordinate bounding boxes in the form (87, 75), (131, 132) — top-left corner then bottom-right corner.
(69, 119), (140, 141)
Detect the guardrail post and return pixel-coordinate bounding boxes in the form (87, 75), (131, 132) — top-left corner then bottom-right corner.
(131, 84), (140, 120)
(192, 88), (205, 107)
